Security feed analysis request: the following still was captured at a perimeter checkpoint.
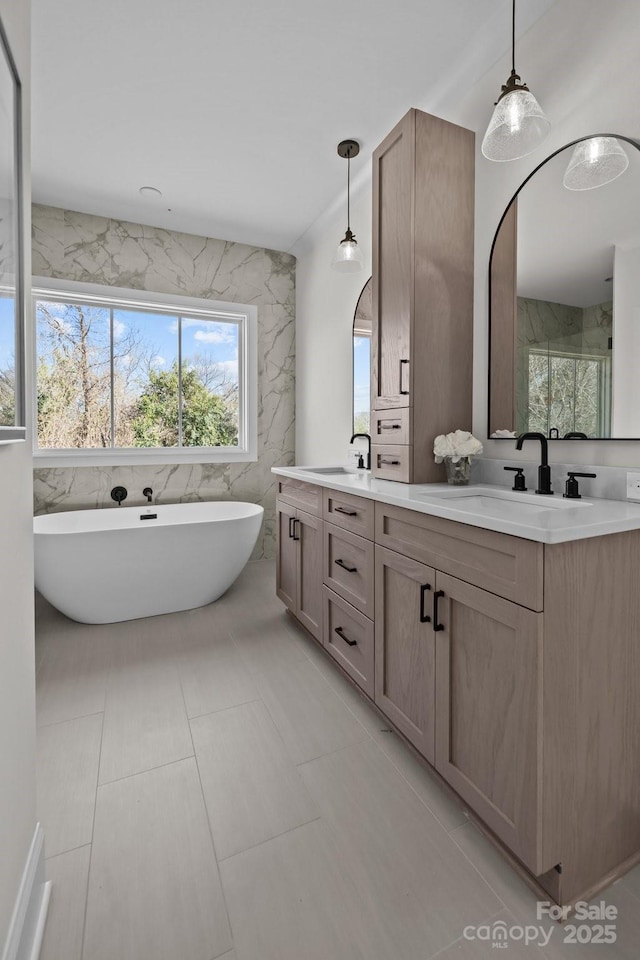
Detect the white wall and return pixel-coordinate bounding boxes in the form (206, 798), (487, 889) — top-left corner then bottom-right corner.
(0, 0), (36, 950)
(293, 0), (640, 469)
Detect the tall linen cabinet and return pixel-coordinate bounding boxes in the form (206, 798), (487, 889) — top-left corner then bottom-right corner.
(371, 108), (475, 483)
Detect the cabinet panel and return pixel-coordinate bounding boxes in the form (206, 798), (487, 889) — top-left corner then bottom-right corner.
(372, 111), (413, 410)
(323, 523), (374, 618)
(277, 477), (322, 516)
(434, 572), (543, 874)
(372, 444), (411, 483)
(275, 499), (297, 612)
(322, 488), (374, 540)
(374, 546), (436, 762)
(371, 407), (410, 445)
(376, 502), (543, 611)
(323, 587), (374, 698)
(296, 510), (323, 641)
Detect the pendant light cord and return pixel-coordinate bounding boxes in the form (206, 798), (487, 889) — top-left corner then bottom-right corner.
(346, 149), (351, 232)
(511, 0), (516, 74)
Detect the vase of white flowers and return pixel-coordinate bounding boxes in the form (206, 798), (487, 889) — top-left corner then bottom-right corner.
(433, 431), (483, 485)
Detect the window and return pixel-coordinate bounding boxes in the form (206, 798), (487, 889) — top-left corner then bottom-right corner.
(33, 281), (257, 464)
(527, 348), (611, 438)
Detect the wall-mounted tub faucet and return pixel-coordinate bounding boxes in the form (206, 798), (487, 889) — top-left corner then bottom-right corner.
(110, 486), (128, 506)
(143, 487), (153, 503)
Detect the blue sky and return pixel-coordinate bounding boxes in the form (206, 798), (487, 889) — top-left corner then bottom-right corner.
(353, 335), (370, 414)
(0, 296), (14, 368)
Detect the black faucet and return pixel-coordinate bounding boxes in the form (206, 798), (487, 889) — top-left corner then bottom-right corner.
(515, 432), (553, 495)
(143, 487), (153, 503)
(350, 433), (371, 470)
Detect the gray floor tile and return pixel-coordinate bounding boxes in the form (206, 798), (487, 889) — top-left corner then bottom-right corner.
(256, 657), (369, 764)
(37, 714), (102, 858)
(36, 615), (110, 727)
(178, 631), (259, 719)
(84, 758), (232, 960)
(219, 819), (399, 960)
(430, 908), (546, 959)
(98, 621), (193, 784)
(230, 611), (310, 676)
(40, 845), (91, 960)
(299, 739), (502, 959)
(191, 700), (318, 860)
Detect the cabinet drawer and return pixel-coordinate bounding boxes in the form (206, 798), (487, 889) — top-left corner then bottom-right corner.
(323, 523), (374, 618)
(375, 502), (543, 611)
(372, 444), (411, 482)
(371, 408), (410, 445)
(323, 488), (374, 540)
(276, 477), (322, 516)
(323, 586), (374, 698)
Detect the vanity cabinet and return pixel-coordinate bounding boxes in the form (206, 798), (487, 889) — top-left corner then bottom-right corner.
(374, 547), (436, 762)
(371, 107), (475, 483)
(276, 496), (323, 641)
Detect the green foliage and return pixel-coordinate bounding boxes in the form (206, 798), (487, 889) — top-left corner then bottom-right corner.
(133, 364), (238, 448)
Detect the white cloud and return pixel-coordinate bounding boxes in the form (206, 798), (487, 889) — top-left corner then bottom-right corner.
(153, 355), (166, 367)
(113, 318), (127, 340)
(353, 337), (370, 349)
(193, 328), (234, 345)
(219, 359), (238, 381)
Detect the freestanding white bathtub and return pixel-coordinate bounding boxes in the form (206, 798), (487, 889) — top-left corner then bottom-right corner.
(33, 500), (264, 624)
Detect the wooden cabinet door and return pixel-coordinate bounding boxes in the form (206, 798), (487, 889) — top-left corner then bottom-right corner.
(434, 572), (543, 874)
(374, 546), (436, 762)
(296, 509), (323, 641)
(275, 499), (297, 613)
(372, 110), (413, 410)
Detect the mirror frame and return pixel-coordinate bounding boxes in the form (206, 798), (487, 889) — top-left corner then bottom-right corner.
(488, 132), (640, 441)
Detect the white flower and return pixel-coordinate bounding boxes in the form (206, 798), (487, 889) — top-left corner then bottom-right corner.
(433, 430), (483, 462)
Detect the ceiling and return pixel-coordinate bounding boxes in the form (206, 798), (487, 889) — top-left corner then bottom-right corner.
(31, 0), (556, 252)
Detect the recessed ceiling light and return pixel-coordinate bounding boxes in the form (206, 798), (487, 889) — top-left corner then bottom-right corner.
(139, 185), (162, 198)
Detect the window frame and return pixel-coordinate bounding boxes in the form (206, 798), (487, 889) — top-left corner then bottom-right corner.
(32, 278), (258, 466)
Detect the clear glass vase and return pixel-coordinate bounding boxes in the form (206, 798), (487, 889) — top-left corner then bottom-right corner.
(443, 456), (472, 485)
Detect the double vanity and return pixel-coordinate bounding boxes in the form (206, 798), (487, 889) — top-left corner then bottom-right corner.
(273, 465), (640, 907)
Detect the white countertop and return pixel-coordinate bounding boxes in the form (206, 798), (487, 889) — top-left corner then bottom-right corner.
(272, 465), (640, 544)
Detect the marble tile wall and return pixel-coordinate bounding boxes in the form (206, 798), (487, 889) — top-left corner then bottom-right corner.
(31, 205), (296, 559)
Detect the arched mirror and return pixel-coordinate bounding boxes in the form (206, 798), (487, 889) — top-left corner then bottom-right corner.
(489, 134), (640, 439)
(353, 276), (372, 434)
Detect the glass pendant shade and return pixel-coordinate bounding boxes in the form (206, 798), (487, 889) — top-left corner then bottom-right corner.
(481, 88), (550, 161)
(331, 232), (364, 273)
(563, 137), (630, 191)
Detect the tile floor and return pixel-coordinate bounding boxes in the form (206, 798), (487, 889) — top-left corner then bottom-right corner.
(36, 559), (640, 960)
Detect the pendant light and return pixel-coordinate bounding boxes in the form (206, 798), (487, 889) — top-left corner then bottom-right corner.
(563, 137), (630, 191)
(481, 0), (550, 162)
(331, 139), (363, 273)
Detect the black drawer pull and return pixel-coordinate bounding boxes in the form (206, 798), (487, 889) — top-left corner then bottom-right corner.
(419, 582), (432, 623)
(380, 458), (401, 466)
(292, 518), (300, 541)
(334, 506), (357, 516)
(288, 515), (295, 538)
(380, 423), (401, 430)
(433, 590), (445, 632)
(335, 626), (357, 647)
(335, 558), (357, 573)
(399, 358), (409, 395)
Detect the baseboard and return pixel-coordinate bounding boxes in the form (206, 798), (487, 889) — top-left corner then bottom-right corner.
(2, 824), (51, 960)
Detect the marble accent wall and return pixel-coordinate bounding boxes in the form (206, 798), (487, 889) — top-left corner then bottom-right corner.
(31, 205), (296, 559)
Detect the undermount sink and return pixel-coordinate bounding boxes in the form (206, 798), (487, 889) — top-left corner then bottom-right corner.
(425, 487), (592, 510)
(298, 466), (356, 475)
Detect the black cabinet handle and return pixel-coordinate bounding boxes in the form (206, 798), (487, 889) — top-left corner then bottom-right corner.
(292, 518), (300, 541)
(334, 506), (357, 517)
(419, 583), (432, 623)
(288, 515), (295, 539)
(335, 626), (357, 647)
(399, 358), (409, 395)
(380, 458), (400, 466)
(335, 558), (357, 573)
(433, 590), (445, 631)
(380, 423), (401, 430)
